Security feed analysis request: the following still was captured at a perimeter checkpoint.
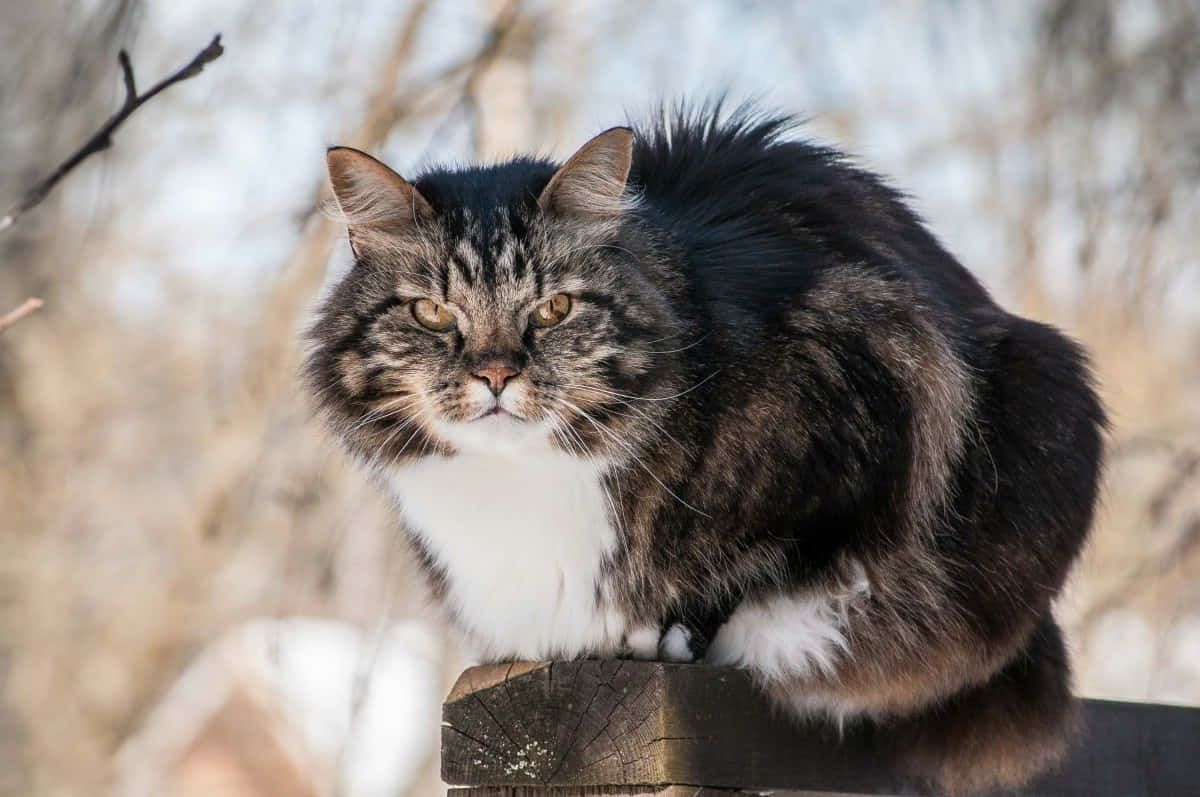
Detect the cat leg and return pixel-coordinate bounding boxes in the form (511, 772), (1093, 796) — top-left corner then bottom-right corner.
(706, 576), (865, 682)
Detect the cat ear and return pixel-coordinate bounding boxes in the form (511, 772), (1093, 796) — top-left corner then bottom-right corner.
(326, 147), (433, 256)
(538, 127), (634, 218)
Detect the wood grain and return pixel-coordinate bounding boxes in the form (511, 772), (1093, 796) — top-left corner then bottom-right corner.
(448, 788), (840, 796)
(443, 660), (669, 788)
(442, 660), (1200, 795)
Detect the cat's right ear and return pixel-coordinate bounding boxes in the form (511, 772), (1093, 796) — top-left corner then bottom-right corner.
(538, 127), (635, 219)
(326, 147), (433, 257)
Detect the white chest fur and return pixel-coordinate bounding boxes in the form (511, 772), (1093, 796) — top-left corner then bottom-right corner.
(387, 451), (626, 661)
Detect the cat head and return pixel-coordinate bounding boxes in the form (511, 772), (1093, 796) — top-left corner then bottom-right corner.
(304, 128), (684, 464)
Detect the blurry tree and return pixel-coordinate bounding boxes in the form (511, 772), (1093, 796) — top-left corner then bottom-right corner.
(1, 3), (142, 792)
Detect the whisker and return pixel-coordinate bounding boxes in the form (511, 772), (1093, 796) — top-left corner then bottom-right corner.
(346, 391), (429, 435)
(608, 331), (711, 355)
(559, 371), (721, 403)
(306, 373), (353, 404)
(392, 408), (435, 462)
(551, 396), (709, 518)
(606, 464), (629, 546)
(552, 243), (640, 267)
(547, 409), (581, 459)
(362, 407), (430, 474)
(565, 386), (691, 455)
(387, 270), (443, 293)
(553, 408), (592, 462)
(548, 408), (629, 540)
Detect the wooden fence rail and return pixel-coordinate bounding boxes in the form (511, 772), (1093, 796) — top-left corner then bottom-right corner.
(441, 660), (1199, 796)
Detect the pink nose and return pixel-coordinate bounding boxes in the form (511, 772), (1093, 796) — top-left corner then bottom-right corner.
(473, 365), (519, 395)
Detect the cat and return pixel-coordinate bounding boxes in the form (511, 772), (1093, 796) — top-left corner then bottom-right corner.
(303, 106), (1106, 794)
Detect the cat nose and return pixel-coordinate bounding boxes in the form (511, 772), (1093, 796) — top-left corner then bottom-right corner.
(472, 364), (520, 395)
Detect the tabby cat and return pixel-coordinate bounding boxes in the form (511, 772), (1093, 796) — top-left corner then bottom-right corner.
(304, 107), (1105, 793)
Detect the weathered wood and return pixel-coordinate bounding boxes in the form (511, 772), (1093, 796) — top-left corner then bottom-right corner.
(442, 661), (666, 787)
(448, 788), (834, 796)
(442, 660), (1200, 795)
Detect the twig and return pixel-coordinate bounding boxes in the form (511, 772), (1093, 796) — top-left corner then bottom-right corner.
(292, 1), (522, 224)
(397, 0), (523, 158)
(0, 34), (225, 234)
(0, 297), (44, 334)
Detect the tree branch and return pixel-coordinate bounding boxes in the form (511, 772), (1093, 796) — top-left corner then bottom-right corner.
(292, 0), (523, 227)
(118, 50), (138, 107)
(0, 297), (44, 334)
(0, 34), (225, 234)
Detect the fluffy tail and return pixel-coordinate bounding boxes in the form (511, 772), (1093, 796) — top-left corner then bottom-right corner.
(884, 615), (1078, 794)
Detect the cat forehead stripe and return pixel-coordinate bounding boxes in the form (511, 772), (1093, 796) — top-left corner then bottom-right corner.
(442, 214), (535, 290)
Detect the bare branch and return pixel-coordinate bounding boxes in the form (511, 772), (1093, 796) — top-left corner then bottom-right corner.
(411, 0), (524, 160)
(0, 297), (44, 334)
(385, 0), (523, 147)
(293, 0), (522, 226)
(118, 50), (138, 108)
(0, 34), (225, 234)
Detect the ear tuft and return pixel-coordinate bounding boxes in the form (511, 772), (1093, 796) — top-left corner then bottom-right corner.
(538, 127), (634, 218)
(325, 147), (432, 251)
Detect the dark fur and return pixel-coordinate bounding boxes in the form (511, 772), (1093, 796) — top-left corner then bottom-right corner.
(304, 106), (1106, 793)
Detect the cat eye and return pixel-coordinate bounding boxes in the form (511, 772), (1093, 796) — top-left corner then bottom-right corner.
(412, 299), (456, 331)
(530, 294), (572, 328)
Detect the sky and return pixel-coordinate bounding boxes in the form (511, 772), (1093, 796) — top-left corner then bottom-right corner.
(62, 0), (1189, 325)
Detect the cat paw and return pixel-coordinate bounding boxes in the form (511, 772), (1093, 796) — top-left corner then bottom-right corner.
(659, 623), (696, 662)
(623, 625), (662, 659)
(623, 622), (708, 662)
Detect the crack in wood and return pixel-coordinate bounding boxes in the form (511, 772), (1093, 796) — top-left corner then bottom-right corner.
(443, 661), (1200, 794)
(444, 725), (496, 755)
(472, 691), (524, 756)
(545, 673), (607, 783)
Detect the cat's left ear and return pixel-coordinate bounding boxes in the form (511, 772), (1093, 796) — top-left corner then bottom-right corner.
(326, 146), (433, 257)
(538, 127), (634, 219)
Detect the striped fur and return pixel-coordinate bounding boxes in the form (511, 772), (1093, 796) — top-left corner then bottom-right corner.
(304, 106), (1106, 794)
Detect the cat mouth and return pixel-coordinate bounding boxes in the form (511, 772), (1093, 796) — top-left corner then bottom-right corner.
(473, 404), (523, 422)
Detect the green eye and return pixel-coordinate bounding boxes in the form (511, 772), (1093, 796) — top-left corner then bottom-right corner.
(530, 294), (571, 328)
(412, 299), (456, 331)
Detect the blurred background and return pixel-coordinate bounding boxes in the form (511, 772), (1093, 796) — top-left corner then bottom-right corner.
(1, 0), (1198, 794)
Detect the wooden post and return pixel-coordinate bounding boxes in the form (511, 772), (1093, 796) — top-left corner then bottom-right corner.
(442, 660), (1200, 796)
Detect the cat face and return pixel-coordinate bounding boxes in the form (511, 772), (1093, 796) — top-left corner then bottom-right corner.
(306, 130), (683, 463)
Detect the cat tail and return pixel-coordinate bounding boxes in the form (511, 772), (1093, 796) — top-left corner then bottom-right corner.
(885, 614), (1078, 795)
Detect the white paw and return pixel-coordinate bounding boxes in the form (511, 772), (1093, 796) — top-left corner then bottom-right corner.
(659, 623), (696, 663)
(624, 625), (661, 659)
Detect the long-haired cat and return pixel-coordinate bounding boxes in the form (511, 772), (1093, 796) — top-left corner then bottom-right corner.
(304, 107), (1105, 794)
